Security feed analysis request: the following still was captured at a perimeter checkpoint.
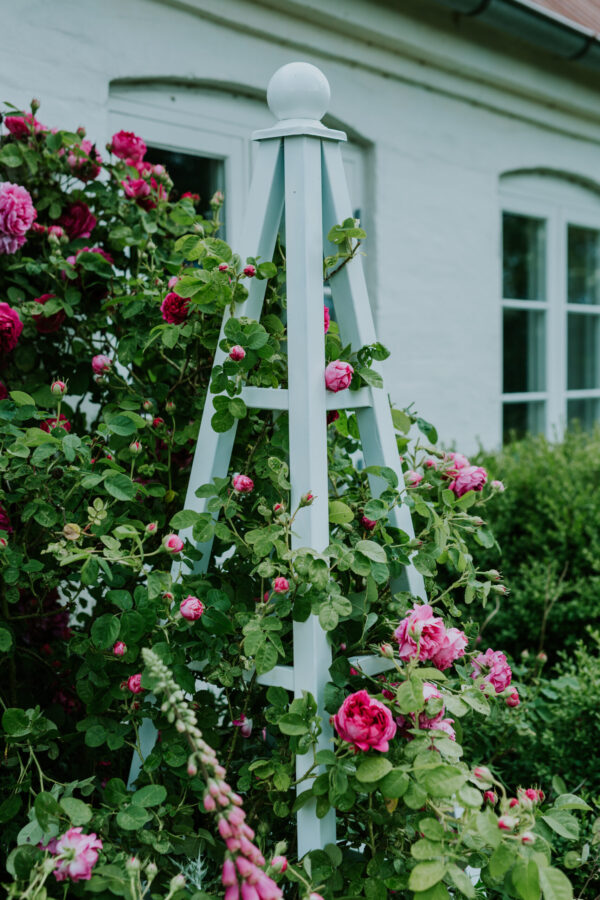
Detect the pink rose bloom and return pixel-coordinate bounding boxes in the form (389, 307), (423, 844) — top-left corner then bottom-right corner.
(428, 717), (456, 740)
(58, 201), (97, 239)
(333, 689), (396, 752)
(471, 648), (512, 693)
(0, 182), (37, 244)
(394, 604), (445, 662)
(33, 293), (66, 334)
(41, 414), (71, 433)
(4, 112), (45, 138)
(48, 827), (103, 882)
(122, 177), (151, 201)
(163, 533), (184, 553)
(449, 465), (488, 498)
(325, 360), (354, 392)
(424, 457), (438, 469)
(110, 130), (147, 162)
(0, 302), (23, 354)
(0, 381), (8, 401)
(161, 291), (189, 325)
(113, 641), (126, 657)
(506, 689), (520, 708)
(229, 345), (246, 361)
(180, 595), (204, 621)
(405, 470), (423, 487)
(445, 451), (470, 473)
(233, 714), (253, 738)
(0, 504), (12, 533)
(272, 576), (289, 593)
(127, 673), (143, 694)
(233, 474), (254, 493)
(67, 140), (102, 181)
(491, 480), (505, 492)
(324, 306), (330, 333)
(92, 354), (112, 374)
(0, 233), (26, 254)
(430, 626), (468, 671)
(361, 516), (376, 531)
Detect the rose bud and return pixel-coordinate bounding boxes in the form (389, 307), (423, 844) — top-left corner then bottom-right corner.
(498, 815), (518, 831)
(273, 576), (289, 594)
(127, 673), (143, 694)
(92, 354), (112, 374)
(273, 503), (284, 513)
(0, 538), (7, 549)
(491, 480), (505, 492)
(113, 641), (127, 657)
(146, 522), (157, 534)
(300, 492), (314, 506)
(51, 380), (67, 396)
(229, 345), (246, 361)
(505, 689), (520, 708)
(126, 857), (141, 875)
(142, 399), (153, 411)
(152, 417), (164, 428)
(270, 856), (288, 874)
(169, 875), (186, 892)
(145, 862), (158, 881)
(484, 790), (497, 804)
(521, 832), (535, 845)
(537, 651), (548, 663)
(163, 534), (184, 554)
(243, 264), (256, 277)
(483, 569), (502, 581)
(508, 797), (519, 808)
(129, 440), (142, 454)
(180, 595), (204, 621)
(162, 591), (174, 601)
(361, 516), (376, 531)
(232, 473), (254, 493)
(325, 360), (354, 392)
(473, 766), (493, 783)
(218, 262), (229, 272)
(380, 643), (394, 659)
(165, 400), (176, 413)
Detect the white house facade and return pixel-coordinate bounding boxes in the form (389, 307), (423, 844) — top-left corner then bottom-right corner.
(3, 0), (600, 452)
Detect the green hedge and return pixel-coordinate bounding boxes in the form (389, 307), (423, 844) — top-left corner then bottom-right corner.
(475, 428), (600, 658)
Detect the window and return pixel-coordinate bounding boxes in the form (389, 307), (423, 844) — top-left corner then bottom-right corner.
(501, 175), (600, 441)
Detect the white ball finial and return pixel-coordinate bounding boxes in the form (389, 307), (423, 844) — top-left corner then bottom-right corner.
(267, 62), (330, 122)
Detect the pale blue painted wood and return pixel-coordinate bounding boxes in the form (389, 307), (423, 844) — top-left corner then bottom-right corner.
(241, 385), (373, 410)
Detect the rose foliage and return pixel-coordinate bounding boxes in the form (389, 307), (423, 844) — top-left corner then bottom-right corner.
(0, 102), (595, 900)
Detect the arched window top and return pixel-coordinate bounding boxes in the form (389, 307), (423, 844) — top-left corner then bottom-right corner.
(500, 168), (600, 212)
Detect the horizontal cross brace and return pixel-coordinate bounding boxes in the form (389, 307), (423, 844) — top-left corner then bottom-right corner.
(241, 385), (373, 411)
(255, 654), (396, 693)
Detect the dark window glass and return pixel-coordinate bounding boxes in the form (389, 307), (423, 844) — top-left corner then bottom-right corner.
(567, 398), (600, 430)
(503, 308), (545, 393)
(568, 225), (600, 305)
(503, 402), (545, 442)
(502, 212), (546, 301)
(567, 313), (600, 390)
(145, 146), (224, 222)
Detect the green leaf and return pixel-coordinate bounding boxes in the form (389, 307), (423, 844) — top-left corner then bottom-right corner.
(278, 714), (308, 736)
(2, 708), (30, 737)
(395, 678), (423, 714)
(318, 604), (339, 631)
(355, 540), (387, 563)
(0, 145), (22, 167)
(447, 864), (475, 899)
(211, 408), (235, 433)
(542, 810), (579, 840)
(91, 614), (120, 649)
(554, 793), (591, 811)
(85, 725), (107, 748)
(9, 390), (35, 407)
(255, 641), (278, 675)
(228, 397), (247, 419)
(34, 792), (61, 830)
(256, 261), (277, 279)
(380, 769), (410, 798)
(60, 797), (92, 825)
(411, 839), (444, 861)
(104, 474), (137, 501)
(116, 805), (151, 830)
(328, 500), (354, 524)
(0, 794), (21, 824)
(131, 784), (167, 808)
(0, 627), (13, 653)
(363, 499), (388, 520)
(421, 765), (467, 798)
(488, 843), (514, 880)
(356, 757), (393, 783)
(169, 509), (200, 529)
(512, 859), (540, 900)
(419, 818), (444, 840)
(539, 866), (573, 900)
(357, 366), (383, 389)
(408, 861), (447, 892)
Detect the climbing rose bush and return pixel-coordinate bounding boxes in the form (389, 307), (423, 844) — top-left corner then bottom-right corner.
(0, 101), (593, 900)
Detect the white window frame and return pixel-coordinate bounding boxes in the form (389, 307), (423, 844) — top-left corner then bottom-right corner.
(501, 179), (600, 440)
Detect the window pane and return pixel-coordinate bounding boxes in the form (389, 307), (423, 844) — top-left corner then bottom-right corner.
(567, 313), (600, 390)
(567, 398), (600, 430)
(503, 401), (545, 442)
(144, 146), (224, 221)
(568, 225), (600, 305)
(503, 309), (546, 392)
(502, 212), (546, 300)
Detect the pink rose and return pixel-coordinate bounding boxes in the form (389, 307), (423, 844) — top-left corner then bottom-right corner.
(491, 480), (505, 492)
(126, 674), (143, 694)
(325, 360), (354, 392)
(361, 516), (376, 531)
(67, 140), (102, 181)
(498, 815), (517, 832)
(272, 576), (289, 594)
(160, 292), (189, 325)
(0, 233), (25, 254)
(92, 354), (112, 374)
(471, 648), (512, 693)
(333, 689), (396, 752)
(47, 827), (103, 882)
(4, 112), (45, 138)
(58, 201), (97, 239)
(324, 306), (330, 333)
(113, 641), (126, 657)
(233, 715), (253, 738)
(243, 264), (256, 277)
(445, 451), (470, 473)
(0, 504), (12, 533)
(506, 689), (520, 708)
(270, 856), (288, 873)
(449, 465), (487, 498)
(430, 626), (468, 671)
(0, 302), (23, 353)
(41, 414), (71, 433)
(233, 474), (254, 493)
(394, 604), (445, 662)
(405, 470), (423, 487)
(110, 130), (147, 162)
(229, 345), (246, 361)
(163, 534), (184, 554)
(122, 177), (151, 201)
(180, 595), (204, 621)
(0, 182), (37, 246)
(33, 293), (66, 334)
